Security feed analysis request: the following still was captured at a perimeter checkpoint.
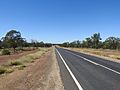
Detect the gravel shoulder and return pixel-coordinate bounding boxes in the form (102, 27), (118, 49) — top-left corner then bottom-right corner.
(44, 47), (64, 90)
(0, 47), (64, 90)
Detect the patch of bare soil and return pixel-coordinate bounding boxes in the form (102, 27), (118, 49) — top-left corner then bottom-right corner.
(0, 48), (64, 90)
(0, 50), (38, 65)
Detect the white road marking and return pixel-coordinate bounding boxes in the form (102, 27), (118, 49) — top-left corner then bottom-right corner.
(56, 49), (84, 90)
(66, 50), (120, 75)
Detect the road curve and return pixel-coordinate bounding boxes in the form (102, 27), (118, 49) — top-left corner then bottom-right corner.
(55, 47), (120, 90)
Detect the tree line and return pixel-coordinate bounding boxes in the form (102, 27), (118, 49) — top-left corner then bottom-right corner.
(60, 33), (120, 50)
(0, 30), (52, 53)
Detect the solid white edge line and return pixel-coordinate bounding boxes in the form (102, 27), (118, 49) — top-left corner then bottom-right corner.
(66, 50), (120, 75)
(56, 49), (83, 90)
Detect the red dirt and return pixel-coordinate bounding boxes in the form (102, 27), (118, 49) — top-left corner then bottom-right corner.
(0, 50), (38, 65)
(0, 48), (64, 90)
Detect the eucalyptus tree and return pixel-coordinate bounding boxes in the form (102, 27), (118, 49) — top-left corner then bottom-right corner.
(91, 33), (102, 49)
(2, 30), (24, 52)
(103, 37), (120, 49)
(85, 37), (92, 48)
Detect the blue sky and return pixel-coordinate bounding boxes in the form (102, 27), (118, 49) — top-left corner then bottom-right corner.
(0, 0), (120, 43)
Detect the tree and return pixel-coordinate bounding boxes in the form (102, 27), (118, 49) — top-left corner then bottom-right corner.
(60, 33), (120, 50)
(44, 43), (52, 47)
(76, 40), (81, 48)
(69, 41), (77, 47)
(61, 42), (69, 47)
(81, 40), (87, 48)
(103, 37), (120, 49)
(39, 41), (45, 47)
(0, 40), (2, 49)
(85, 37), (92, 48)
(30, 40), (39, 49)
(2, 30), (23, 52)
(91, 33), (102, 49)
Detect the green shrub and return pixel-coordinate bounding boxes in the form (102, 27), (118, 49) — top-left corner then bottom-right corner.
(2, 49), (11, 55)
(6, 68), (14, 73)
(16, 47), (24, 51)
(18, 65), (26, 70)
(10, 61), (22, 66)
(0, 67), (7, 74)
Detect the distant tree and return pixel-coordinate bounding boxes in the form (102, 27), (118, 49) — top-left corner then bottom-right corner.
(44, 43), (52, 47)
(2, 30), (24, 52)
(85, 37), (92, 48)
(39, 41), (45, 47)
(0, 40), (2, 49)
(60, 33), (120, 50)
(21, 39), (28, 47)
(116, 38), (120, 50)
(30, 40), (39, 49)
(61, 42), (69, 47)
(60, 40), (81, 48)
(91, 33), (102, 49)
(81, 40), (87, 48)
(69, 41), (76, 47)
(103, 37), (120, 49)
(76, 40), (81, 47)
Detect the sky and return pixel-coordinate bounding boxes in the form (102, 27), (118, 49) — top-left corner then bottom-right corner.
(0, 0), (120, 43)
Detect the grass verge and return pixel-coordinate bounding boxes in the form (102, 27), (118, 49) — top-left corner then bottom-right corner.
(0, 47), (51, 75)
(66, 47), (120, 60)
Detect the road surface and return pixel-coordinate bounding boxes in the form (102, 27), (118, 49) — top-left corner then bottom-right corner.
(56, 47), (120, 90)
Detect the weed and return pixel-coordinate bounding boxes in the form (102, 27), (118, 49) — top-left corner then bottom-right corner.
(18, 65), (26, 70)
(10, 61), (22, 66)
(0, 67), (7, 74)
(6, 68), (14, 73)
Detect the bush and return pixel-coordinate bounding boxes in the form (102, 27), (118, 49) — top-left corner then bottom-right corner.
(6, 68), (14, 73)
(18, 65), (26, 70)
(0, 67), (7, 74)
(10, 61), (22, 66)
(16, 47), (24, 51)
(2, 49), (11, 55)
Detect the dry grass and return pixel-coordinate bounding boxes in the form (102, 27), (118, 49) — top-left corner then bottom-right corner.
(66, 48), (120, 60)
(0, 47), (51, 75)
(0, 67), (14, 74)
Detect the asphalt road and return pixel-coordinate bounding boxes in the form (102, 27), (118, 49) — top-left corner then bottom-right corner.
(55, 47), (120, 90)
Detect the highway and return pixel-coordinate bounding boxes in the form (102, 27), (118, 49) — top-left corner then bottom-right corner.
(55, 47), (120, 90)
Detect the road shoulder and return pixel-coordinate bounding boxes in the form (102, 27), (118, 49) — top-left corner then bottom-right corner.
(0, 47), (64, 90)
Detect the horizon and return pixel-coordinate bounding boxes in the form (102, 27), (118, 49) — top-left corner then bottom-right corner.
(0, 0), (120, 43)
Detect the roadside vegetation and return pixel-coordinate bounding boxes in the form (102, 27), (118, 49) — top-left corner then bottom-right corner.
(60, 33), (120, 50)
(60, 33), (120, 60)
(0, 30), (52, 75)
(66, 48), (120, 60)
(0, 48), (50, 75)
(0, 30), (52, 55)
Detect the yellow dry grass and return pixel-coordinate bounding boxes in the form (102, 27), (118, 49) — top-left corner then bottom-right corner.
(0, 47), (51, 75)
(66, 47), (120, 60)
